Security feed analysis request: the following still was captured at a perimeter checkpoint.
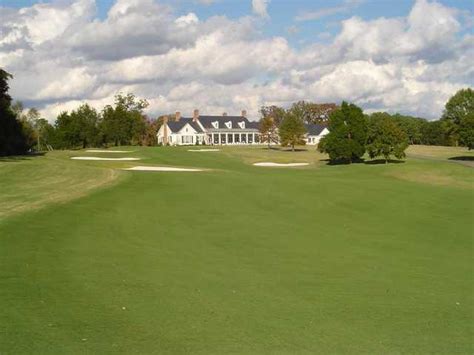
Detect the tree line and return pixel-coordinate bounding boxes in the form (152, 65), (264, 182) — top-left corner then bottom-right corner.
(259, 88), (473, 161)
(1, 67), (473, 157)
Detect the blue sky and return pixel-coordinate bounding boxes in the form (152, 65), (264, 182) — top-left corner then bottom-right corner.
(3, 0), (472, 48)
(0, 0), (473, 120)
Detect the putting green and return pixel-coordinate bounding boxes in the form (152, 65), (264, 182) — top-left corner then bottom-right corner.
(0, 146), (472, 353)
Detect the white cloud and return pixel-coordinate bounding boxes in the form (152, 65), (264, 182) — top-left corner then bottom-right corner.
(0, 0), (472, 122)
(295, 0), (364, 22)
(252, 0), (270, 19)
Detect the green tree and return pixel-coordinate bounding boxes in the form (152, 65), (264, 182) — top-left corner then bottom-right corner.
(12, 103), (50, 151)
(259, 115), (278, 148)
(70, 104), (100, 148)
(259, 105), (285, 148)
(442, 88), (474, 146)
(366, 112), (409, 162)
(459, 113), (474, 149)
(392, 113), (425, 144)
(318, 102), (367, 163)
(420, 120), (447, 146)
(101, 93), (148, 146)
(54, 111), (82, 148)
(0, 69), (29, 156)
(260, 105), (285, 126)
(141, 116), (160, 146)
(290, 101), (338, 124)
(21, 108), (41, 149)
(278, 109), (307, 151)
(35, 118), (54, 150)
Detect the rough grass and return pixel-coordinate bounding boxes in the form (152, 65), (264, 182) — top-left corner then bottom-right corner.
(0, 151), (124, 221)
(0, 145), (472, 353)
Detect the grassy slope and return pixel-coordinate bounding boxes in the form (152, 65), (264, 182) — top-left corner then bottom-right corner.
(0, 151), (124, 221)
(0, 146), (473, 354)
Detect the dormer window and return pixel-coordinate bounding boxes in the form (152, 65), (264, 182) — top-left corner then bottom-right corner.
(225, 121), (232, 129)
(238, 121), (245, 129)
(212, 121), (219, 129)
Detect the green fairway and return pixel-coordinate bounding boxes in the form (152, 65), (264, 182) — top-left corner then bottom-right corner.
(0, 146), (473, 353)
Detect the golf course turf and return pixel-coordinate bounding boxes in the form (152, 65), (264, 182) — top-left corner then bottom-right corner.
(0, 146), (473, 353)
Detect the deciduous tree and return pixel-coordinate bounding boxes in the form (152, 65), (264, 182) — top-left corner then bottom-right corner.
(366, 112), (409, 162)
(278, 109), (307, 151)
(0, 70), (29, 156)
(101, 93), (148, 146)
(442, 88), (474, 146)
(290, 101), (338, 124)
(318, 102), (367, 163)
(259, 116), (278, 148)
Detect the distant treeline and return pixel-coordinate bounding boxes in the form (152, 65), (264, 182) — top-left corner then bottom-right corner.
(1, 67), (473, 156)
(258, 92), (473, 148)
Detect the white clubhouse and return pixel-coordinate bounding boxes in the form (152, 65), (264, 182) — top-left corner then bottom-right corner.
(157, 109), (329, 146)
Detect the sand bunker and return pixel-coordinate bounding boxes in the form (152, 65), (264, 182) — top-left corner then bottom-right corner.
(71, 157), (141, 161)
(125, 166), (203, 172)
(253, 162), (309, 167)
(85, 150), (134, 153)
(188, 149), (220, 152)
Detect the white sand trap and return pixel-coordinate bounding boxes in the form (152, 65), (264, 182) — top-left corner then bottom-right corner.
(188, 149), (220, 152)
(71, 157), (141, 161)
(125, 166), (203, 172)
(85, 150), (134, 153)
(253, 162), (309, 167)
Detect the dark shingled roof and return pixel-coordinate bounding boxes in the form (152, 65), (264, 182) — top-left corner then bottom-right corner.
(167, 118), (203, 133)
(247, 121), (260, 129)
(305, 123), (327, 136)
(191, 115), (258, 130)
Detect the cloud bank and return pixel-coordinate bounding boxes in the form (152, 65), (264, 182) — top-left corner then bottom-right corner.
(0, 0), (472, 121)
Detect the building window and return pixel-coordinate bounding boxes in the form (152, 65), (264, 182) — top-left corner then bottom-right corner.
(248, 134), (253, 143)
(212, 121), (219, 129)
(221, 133), (226, 144)
(241, 134), (247, 143)
(181, 135), (193, 144)
(228, 134), (233, 143)
(235, 134), (240, 143)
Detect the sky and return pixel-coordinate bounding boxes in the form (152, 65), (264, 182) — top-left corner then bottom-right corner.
(0, 0), (473, 121)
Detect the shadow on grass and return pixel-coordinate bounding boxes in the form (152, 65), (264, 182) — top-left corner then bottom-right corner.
(258, 146), (281, 151)
(364, 159), (405, 165)
(448, 156), (474, 161)
(258, 146), (309, 152)
(319, 158), (405, 165)
(0, 152), (46, 162)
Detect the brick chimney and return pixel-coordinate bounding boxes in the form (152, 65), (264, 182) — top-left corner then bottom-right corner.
(193, 109), (199, 122)
(222, 112), (227, 116)
(163, 116), (169, 145)
(241, 110), (247, 118)
(175, 111), (181, 121)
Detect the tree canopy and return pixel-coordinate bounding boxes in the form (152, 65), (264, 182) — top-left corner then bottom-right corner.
(278, 109), (307, 151)
(318, 102), (367, 163)
(0, 69), (29, 156)
(366, 112), (409, 162)
(289, 101), (338, 124)
(441, 88), (474, 146)
(101, 93), (149, 146)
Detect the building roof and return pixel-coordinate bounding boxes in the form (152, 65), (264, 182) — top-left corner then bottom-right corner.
(167, 118), (204, 133)
(247, 121), (260, 129)
(305, 123), (327, 136)
(193, 115), (258, 131)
